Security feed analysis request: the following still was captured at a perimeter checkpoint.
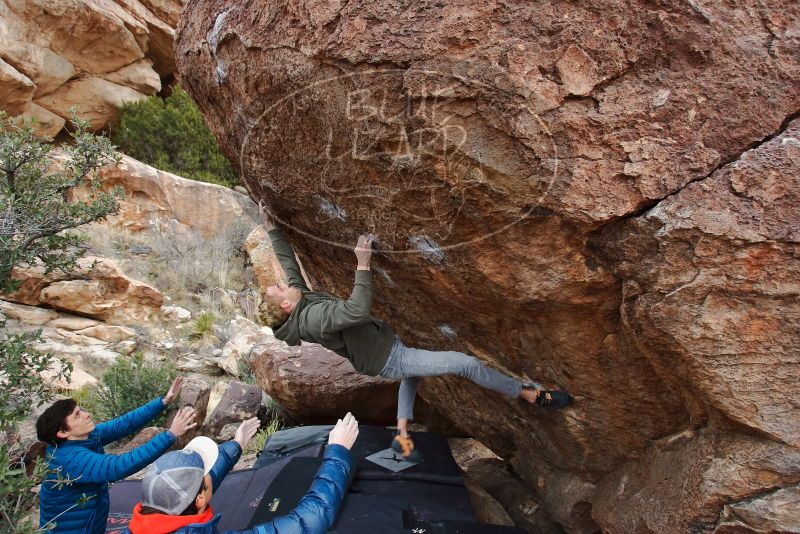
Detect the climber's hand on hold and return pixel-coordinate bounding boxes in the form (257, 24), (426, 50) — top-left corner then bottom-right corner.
(355, 234), (374, 271)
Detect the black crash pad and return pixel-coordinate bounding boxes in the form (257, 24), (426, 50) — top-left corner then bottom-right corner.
(107, 426), (525, 534)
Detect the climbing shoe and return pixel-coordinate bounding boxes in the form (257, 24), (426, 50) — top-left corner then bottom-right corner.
(391, 433), (423, 462)
(524, 386), (572, 409)
(522, 380), (572, 410)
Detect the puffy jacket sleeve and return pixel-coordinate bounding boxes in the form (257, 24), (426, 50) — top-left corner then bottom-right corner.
(231, 444), (352, 534)
(268, 229), (311, 291)
(55, 431), (175, 484)
(209, 441), (243, 492)
(304, 271), (374, 334)
(95, 397), (167, 446)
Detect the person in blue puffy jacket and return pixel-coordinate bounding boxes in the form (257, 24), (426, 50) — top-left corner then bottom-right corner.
(36, 377), (198, 534)
(125, 412), (359, 534)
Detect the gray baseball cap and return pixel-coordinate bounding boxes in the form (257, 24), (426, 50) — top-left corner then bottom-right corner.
(141, 437), (219, 515)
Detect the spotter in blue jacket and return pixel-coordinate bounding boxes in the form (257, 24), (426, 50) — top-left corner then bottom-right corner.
(39, 397), (175, 534)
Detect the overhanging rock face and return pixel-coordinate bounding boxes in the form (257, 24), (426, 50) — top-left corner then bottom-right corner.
(175, 2), (800, 531)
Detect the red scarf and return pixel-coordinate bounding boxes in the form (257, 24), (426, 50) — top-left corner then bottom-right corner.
(129, 502), (215, 534)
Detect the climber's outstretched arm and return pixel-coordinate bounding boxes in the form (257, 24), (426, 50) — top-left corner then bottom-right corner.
(259, 200), (310, 291)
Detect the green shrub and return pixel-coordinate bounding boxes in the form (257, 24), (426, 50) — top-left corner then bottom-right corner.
(0, 112), (121, 292)
(93, 352), (176, 429)
(111, 86), (238, 187)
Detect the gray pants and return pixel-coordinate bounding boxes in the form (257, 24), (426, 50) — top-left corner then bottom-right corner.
(379, 337), (526, 420)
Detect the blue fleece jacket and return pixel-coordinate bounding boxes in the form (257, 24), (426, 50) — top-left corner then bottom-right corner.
(40, 397), (175, 534)
(125, 443), (352, 534)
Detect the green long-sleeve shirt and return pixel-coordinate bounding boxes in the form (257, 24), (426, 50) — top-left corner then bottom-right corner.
(268, 229), (394, 376)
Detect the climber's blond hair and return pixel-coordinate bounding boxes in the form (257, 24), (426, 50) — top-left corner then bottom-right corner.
(257, 293), (289, 328)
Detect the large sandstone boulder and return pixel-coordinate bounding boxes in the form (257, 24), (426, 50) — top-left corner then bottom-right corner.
(250, 335), (398, 424)
(0, 299), (58, 326)
(8, 0), (148, 76)
(595, 120), (800, 450)
(714, 486), (800, 534)
(592, 428), (800, 533)
(39, 261), (163, 323)
(102, 58), (162, 94)
(0, 306), (126, 377)
(0, 0), (185, 134)
(3, 256), (163, 323)
(72, 153), (258, 237)
(0, 0), (77, 97)
(137, 0), (183, 28)
(449, 438), (559, 532)
(584, 120), (800, 532)
(176, 1), (800, 531)
(0, 58), (34, 114)
(16, 102), (65, 138)
(35, 77), (148, 131)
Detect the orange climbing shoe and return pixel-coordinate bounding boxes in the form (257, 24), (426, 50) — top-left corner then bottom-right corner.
(391, 433), (422, 462)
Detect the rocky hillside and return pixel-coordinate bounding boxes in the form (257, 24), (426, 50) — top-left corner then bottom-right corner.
(0, 0), (185, 136)
(1, 154), (261, 431)
(175, 1), (800, 532)
(2, 151), (406, 446)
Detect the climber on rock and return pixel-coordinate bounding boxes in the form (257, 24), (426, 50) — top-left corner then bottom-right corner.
(255, 202), (571, 461)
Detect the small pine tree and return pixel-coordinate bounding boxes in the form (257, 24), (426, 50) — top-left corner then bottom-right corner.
(111, 86), (238, 187)
(1, 112), (123, 292)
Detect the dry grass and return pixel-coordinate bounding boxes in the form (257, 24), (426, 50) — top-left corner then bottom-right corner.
(146, 220), (251, 294)
(81, 220), (257, 323)
(188, 311), (217, 347)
